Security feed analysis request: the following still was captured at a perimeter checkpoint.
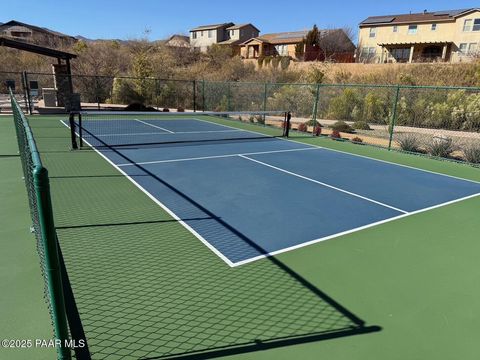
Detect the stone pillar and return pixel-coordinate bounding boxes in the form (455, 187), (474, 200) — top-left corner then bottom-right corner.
(408, 45), (415, 63)
(380, 46), (385, 63)
(52, 63), (71, 108)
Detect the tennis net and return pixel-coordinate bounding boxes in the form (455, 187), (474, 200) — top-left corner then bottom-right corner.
(69, 110), (290, 149)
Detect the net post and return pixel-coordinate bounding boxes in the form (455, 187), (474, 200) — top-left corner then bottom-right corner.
(68, 112), (78, 150)
(33, 165), (71, 360)
(78, 113), (83, 148)
(283, 111), (291, 137)
(193, 80), (197, 112)
(312, 83), (320, 136)
(388, 85), (400, 150)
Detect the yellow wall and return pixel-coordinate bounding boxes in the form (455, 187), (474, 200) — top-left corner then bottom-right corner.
(358, 10), (480, 63)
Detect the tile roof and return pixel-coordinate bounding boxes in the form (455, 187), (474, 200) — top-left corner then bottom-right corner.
(360, 8), (477, 26)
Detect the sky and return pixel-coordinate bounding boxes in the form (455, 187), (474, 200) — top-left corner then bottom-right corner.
(3, 0), (480, 41)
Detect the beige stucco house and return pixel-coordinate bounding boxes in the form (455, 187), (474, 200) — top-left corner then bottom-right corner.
(189, 23), (259, 53)
(358, 8), (480, 63)
(241, 31), (308, 59)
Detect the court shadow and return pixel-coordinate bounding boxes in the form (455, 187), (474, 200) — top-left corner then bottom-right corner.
(55, 127), (381, 360)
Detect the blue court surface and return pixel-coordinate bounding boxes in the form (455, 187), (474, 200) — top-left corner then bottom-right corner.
(70, 116), (480, 266)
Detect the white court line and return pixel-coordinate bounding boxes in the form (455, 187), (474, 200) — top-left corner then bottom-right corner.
(117, 147), (316, 167)
(95, 129), (244, 137)
(231, 192), (480, 266)
(134, 118), (175, 134)
(60, 120), (236, 267)
(194, 116), (480, 185)
(60, 118), (480, 268)
(238, 154), (408, 214)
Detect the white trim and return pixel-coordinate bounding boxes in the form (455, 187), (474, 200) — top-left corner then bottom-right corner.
(95, 129), (244, 137)
(60, 120), (236, 267)
(231, 192), (480, 267)
(238, 154), (408, 214)
(134, 119), (174, 133)
(117, 147), (316, 167)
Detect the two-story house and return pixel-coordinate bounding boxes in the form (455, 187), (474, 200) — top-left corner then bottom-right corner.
(189, 23), (259, 53)
(358, 8), (480, 63)
(0, 20), (77, 47)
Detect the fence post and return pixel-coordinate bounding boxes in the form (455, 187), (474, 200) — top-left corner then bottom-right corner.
(202, 80), (206, 111)
(94, 76), (100, 110)
(262, 83), (268, 122)
(193, 80), (196, 112)
(226, 81), (231, 111)
(33, 165), (71, 360)
(22, 71), (32, 115)
(388, 85), (401, 150)
(311, 83), (320, 136)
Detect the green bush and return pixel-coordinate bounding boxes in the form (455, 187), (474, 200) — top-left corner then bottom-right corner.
(327, 88), (362, 121)
(330, 120), (354, 133)
(352, 121), (371, 130)
(395, 133), (422, 152)
(463, 143), (480, 163)
(427, 136), (456, 157)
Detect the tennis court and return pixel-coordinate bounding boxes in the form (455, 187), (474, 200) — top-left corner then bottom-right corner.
(6, 97), (480, 360)
(68, 112), (480, 266)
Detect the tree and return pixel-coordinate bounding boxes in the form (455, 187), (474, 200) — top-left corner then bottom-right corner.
(317, 28), (355, 62)
(305, 25), (320, 46)
(295, 40), (305, 60)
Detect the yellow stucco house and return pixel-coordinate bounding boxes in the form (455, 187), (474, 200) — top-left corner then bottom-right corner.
(358, 8), (480, 63)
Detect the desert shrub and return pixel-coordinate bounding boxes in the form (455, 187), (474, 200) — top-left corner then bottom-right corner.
(330, 129), (341, 139)
(111, 78), (141, 104)
(395, 133), (422, 152)
(177, 107), (184, 112)
(351, 136), (363, 143)
(269, 85), (314, 117)
(264, 56), (272, 66)
(327, 88), (362, 121)
(297, 123), (308, 132)
(305, 119), (321, 127)
(362, 92), (388, 123)
(426, 136), (456, 157)
(271, 57), (281, 69)
(162, 108), (170, 112)
(255, 115), (265, 125)
(313, 126), (322, 136)
(330, 120), (354, 133)
(257, 56), (264, 68)
(249, 115), (255, 123)
(463, 143), (480, 163)
(280, 56), (291, 70)
(352, 121), (371, 130)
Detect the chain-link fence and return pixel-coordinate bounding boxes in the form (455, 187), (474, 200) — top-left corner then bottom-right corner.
(8, 70), (480, 165)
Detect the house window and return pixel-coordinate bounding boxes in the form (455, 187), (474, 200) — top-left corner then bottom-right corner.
(208, 30), (213, 38)
(230, 30), (235, 37)
(431, 23), (437, 31)
(393, 25), (398, 32)
(468, 43), (478, 54)
(192, 32), (197, 39)
(391, 48), (411, 62)
(473, 19), (480, 31)
(201, 31), (204, 37)
(408, 25), (417, 34)
(459, 43), (468, 53)
(463, 19), (472, 31)
(369, 28), (377, 38)
(368, 47), (376, 54)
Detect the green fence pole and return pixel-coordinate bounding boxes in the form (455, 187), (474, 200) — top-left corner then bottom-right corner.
(311, 84), (320, 136)
(388, 85), (401, 150)
(227, 82), (231, 111)
(193, 80), (196, 112)
(33, 163), (71, 360)
(202, 80), (206, 111)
